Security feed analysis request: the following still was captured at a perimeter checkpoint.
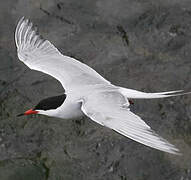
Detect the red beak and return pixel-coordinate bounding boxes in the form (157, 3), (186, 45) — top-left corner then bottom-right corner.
(17, 109), (38, 117)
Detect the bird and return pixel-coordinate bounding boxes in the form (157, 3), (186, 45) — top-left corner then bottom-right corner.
(15, 17), (190, 155)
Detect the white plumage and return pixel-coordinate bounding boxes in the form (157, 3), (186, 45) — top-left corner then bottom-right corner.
(15, 17), (190, 155)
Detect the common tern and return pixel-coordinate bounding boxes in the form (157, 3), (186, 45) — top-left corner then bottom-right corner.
(15, 17), (190, 155)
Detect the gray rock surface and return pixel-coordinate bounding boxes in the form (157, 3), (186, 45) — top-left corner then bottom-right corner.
(1, 0), (191, 179)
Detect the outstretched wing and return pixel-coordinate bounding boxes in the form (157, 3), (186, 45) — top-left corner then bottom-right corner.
(15, 17), (110, 92)
(81, 91), (180, 155)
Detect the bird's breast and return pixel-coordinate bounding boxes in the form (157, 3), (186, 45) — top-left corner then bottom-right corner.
(55, 99), (85, 120)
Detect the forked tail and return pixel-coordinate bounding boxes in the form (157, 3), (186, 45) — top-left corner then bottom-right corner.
(119, 87), (191, 99)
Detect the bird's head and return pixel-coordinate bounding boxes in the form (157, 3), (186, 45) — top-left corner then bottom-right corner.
(17, 94), (66, 117)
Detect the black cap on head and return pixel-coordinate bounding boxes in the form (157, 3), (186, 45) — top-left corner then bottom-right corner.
(34, 94), (66, 111)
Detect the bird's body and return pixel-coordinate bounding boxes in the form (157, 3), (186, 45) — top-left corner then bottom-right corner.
(15, 17), (191, 155)
(39, 84), (119, 120)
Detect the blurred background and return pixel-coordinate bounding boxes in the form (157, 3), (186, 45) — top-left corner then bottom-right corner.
(0, 0), (191, 179)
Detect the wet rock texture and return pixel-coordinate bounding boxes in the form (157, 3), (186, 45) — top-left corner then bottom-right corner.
(1, 0), (191, 179)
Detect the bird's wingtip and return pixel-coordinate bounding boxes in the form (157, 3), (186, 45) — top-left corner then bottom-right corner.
(17, 16), (26, 25)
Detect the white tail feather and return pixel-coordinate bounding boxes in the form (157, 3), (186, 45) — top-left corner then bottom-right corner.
(119, 88), (191, 99)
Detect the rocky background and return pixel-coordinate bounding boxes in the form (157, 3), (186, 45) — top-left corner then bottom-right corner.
(0, 0), (191, 179)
